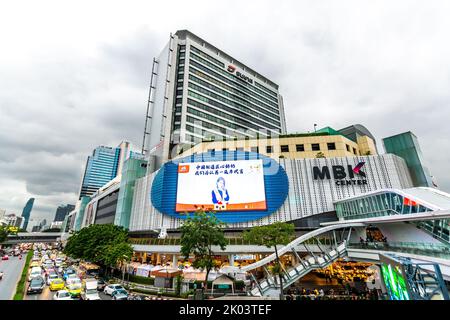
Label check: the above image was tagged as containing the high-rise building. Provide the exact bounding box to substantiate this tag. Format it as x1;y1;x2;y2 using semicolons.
78;141;143;199
114;158;148;229
142;30;287;169
53;204;75;222
382;131;433;187
72;196;91;231
5;214;24;228
21;198;34;231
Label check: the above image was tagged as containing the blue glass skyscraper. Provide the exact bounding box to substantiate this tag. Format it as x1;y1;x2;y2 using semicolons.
21;197;34;231
79;146;121;199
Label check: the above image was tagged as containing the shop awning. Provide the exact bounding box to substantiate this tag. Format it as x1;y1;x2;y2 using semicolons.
152;268;182;278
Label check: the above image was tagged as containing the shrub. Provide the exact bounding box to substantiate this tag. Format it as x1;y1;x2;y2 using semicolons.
13;250;33;300
127;274;155;285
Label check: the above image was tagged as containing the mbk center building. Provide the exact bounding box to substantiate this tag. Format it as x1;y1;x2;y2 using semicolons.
128;151;413;233
120;30;429;238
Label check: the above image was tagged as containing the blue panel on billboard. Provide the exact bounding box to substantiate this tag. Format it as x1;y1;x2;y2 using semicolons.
151;151;289;223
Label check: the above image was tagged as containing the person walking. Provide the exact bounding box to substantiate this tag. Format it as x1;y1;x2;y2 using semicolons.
319;288;325;300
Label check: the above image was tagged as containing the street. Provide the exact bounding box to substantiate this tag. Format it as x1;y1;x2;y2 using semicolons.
24;286;112;300
0;255;27;300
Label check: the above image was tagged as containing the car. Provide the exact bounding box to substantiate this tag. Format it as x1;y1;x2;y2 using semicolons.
47;273;59;285
96;279;106;291
111;289;129;300
65;283;82;298
127;294;149;300
81;279;101;300
29;266;43;281
2;255;8;260
53;290;73;300
49;278;65;291
27;276;45;294
30;261;40;268
104;284;125;296
46;268;57;276
67;273;79;280
63;268;76;279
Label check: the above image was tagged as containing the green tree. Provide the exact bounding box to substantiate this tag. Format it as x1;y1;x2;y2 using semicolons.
243;222;295;300
64;224;131;268
0;225;9;243
180;210;227;290
103;242;133;269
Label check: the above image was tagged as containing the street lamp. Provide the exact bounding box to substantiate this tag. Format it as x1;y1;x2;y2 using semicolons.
122;254;129;283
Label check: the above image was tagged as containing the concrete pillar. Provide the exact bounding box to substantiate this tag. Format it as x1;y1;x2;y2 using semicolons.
229;254;235;266
156;253;161;265
172;255;178;268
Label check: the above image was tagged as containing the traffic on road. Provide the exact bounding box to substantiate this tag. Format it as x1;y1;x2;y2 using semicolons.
0;248;27;300
1;242;173;301
22;243;122;300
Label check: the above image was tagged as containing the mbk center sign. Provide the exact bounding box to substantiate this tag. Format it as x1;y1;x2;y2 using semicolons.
313;162;368;186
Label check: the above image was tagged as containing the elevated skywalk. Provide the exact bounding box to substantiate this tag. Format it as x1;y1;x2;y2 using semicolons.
232;210;450;297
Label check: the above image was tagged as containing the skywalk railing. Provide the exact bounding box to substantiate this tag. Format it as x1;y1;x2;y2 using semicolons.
347;241;450;259
129;237;336;246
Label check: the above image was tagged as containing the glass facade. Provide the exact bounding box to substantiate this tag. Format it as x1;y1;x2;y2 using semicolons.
94;189;119;225
383;132;432;187
172;33;284;149
114;158;148;229
73;196;90;231
79;146;121;199
335;191;449;244
53;204;75;222
21;198;34;231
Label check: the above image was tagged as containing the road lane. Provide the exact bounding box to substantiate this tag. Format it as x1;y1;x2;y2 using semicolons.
0;255;27;300
24;285;54;300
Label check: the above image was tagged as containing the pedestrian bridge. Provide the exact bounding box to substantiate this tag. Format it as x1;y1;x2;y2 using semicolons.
220;210;450;298
2;232;63;244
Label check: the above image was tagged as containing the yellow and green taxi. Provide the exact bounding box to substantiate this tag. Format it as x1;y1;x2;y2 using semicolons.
65;279;82;297
30;261;40;268
49;278;65;291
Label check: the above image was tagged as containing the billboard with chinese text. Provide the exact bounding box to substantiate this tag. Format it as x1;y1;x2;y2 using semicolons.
176;159;266;212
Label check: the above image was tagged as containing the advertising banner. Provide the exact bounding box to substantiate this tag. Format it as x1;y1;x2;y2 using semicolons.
176;159;266;212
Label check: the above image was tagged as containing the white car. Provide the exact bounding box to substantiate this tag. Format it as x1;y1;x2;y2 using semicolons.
53;290;73;300
28;267;43;282
46;273;59;286
104;284;125;296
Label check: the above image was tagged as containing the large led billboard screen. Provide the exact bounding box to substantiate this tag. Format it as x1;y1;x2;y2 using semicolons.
379;254;411;300
176;159;266;212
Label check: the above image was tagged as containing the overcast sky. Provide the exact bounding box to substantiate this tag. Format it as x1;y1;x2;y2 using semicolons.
1;0;449;223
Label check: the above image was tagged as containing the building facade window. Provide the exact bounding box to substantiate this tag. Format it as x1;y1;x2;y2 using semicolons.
312;143;320;151
266;146;273;153
250;146;259;153
327;143;336;150
353;147;357;155
346;144;350;152
281;145;289;152
236;147;244;152
296;144;305;152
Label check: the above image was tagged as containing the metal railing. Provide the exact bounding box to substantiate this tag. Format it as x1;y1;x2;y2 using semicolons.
348;241;450;259
129;237;336;246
